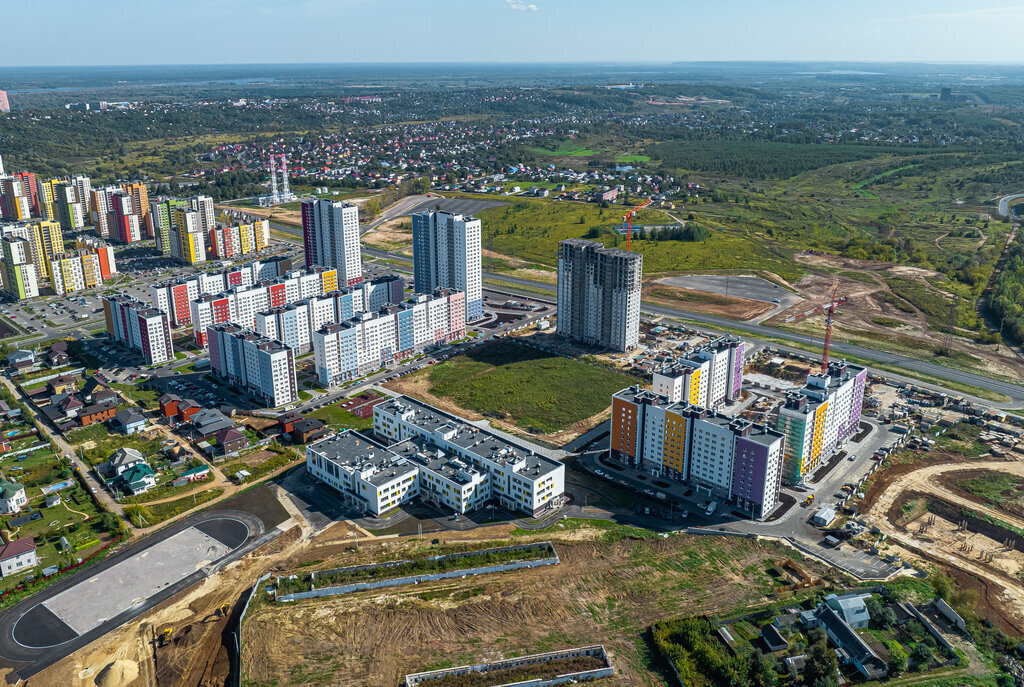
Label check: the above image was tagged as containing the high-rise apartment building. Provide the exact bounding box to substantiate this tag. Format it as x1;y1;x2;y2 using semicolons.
90;187;114;238
54;183;85;230
651;336;746;408
12;172;37;215
71;175;92;216
121;182;149;234
775;360;867;485
49;251;102;294
36;178;57;221
103;294;174;365
109;192;141;243
0;91;9;113
28;220;64;280
170;207;206;265
556;239;642;352
313;288;465;386
0;178;31;220
206;323;297;407
610;387;785;519
411;210;483;322
300;198;362;286
148;197;187;254
210;219;270;260
74;235;117;280
189;195;215;235
0;237;39;300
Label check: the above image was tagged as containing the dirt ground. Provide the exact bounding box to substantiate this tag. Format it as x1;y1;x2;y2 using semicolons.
860;455;1024;635
362;217;412;250
241;527;830;687
779;251;1024;380
642;282;774;320
382;371;604;446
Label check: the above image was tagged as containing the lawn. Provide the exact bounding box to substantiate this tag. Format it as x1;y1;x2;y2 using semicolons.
122;488;225;527
308;404;374;431
65;425;163;466
411;340;640;434
527;144;598;157
108;383;159;409
221;444;300;483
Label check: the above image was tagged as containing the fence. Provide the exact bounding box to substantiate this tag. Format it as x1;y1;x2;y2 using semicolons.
276;543;559;603
404;645;612;687
228;572;271;687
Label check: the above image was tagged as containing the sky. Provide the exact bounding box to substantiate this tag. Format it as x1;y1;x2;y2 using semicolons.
4;0;1024;66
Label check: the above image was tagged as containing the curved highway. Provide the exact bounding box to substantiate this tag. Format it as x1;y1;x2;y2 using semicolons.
997;192;1024;220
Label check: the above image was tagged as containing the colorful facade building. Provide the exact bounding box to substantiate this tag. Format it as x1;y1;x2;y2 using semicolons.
610;386;785;519
103;293;174;365
651;335;746;408
775;360;867;485
312;288;464;386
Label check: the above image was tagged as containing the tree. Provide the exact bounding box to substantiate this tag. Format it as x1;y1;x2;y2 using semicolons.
803;641;838;687
886;641;908;676
748;650;779;687
910;643;932;670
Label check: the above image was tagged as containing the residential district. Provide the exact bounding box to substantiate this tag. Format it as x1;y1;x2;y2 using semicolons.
0;148;1021;687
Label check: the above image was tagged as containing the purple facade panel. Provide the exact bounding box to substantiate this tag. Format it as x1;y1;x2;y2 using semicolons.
731;437;769;505
732;342;745;400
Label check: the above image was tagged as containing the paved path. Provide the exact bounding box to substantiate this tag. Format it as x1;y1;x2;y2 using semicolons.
0;376;125;521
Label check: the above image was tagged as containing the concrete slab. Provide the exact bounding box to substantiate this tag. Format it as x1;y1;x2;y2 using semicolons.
42;526;229;635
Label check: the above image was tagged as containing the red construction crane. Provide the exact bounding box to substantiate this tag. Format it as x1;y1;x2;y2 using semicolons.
622;197;652;251
821;286;840;375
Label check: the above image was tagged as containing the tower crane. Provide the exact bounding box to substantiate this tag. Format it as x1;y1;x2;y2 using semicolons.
622;197;652;252
821;286;840;375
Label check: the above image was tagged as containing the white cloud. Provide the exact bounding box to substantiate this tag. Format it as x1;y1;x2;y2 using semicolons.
505;0;539;11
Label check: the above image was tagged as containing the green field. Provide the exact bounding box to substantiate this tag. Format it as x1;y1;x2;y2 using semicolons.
527;144;597;157
472;196;803;281
961;472;1024;510
410;340;639;434
308;404;374;431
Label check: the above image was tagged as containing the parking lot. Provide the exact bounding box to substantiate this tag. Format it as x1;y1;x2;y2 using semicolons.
658;274;798;305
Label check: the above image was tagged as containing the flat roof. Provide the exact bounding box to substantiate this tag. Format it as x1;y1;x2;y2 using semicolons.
309;431;418;487
389;437;482;486
376;396;562;480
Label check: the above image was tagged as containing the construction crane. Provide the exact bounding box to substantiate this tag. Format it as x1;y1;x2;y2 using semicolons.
622;197;652;252
821;286;840;375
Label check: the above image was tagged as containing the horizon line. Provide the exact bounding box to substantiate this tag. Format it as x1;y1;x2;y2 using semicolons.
4;59;1024;69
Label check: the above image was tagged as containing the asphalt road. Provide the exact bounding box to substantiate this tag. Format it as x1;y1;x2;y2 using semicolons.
997;192;1024;220
351;242;1024;407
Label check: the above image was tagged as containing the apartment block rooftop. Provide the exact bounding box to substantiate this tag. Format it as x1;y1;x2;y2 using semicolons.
782;359;866;414
654;334;744;376
613;386;780;444
377;395;562;479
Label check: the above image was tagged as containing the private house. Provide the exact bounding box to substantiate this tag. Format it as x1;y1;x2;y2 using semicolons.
0;481;27;514
177;399;201;425
0;536;37;578
292;417;328;444
277;411;304;434
45;494;62;507
825;593;871;630
800;599;886;681
44;342;69;367
213;426;248;455
109;447;147;476
117;464;157;495
760;624;788;653
47;375;78;396
78;401;118;427
108;447;157;496
0;401;22;420
112;407;147;434
6;350;34;371
81;377;117;405
159;393;181;419
191;409;235;439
